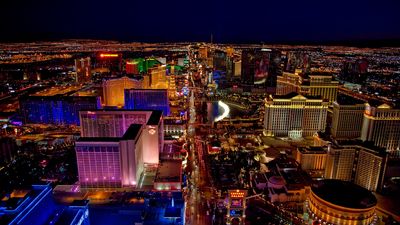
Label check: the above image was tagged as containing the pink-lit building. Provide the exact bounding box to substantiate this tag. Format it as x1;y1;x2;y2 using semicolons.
75;124;144;189
79;109;163;166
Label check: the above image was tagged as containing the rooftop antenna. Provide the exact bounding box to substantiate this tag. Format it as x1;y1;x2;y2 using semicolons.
211;33;213;44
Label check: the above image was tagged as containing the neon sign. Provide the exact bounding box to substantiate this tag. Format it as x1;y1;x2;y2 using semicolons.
100;53;119;58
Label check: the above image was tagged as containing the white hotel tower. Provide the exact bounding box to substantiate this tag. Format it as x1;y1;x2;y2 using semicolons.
264;93;328;138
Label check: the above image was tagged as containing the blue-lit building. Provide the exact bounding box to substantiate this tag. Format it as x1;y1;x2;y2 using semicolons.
0;184;90;225
19;96;100;125
124;89;170;116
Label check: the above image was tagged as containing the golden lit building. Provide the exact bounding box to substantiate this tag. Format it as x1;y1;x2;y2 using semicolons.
198;46;208;59
331;94;365;139
296;146;327;172
361;102;400;157
233;60;241;77
102;76;143;107
324;143;386;192
264;93;328;138
276;72;300;95
277;72;338;103
306;180;377;225
149;65;167;89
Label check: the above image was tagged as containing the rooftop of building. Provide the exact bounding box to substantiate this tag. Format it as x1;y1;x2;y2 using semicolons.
147;110;163;125
154;160;182;183
0;189;36;212
335;93;366;105
267;154;312;190
268;176;285;186
125;88;168;92
272;92;325;100
254;173;268;183
307;71;334;76
367;99;400;109
103;76;143;82
330;139;387;156
0;184;88;225
30;85;82;97
281;170;311;190
77;137;122;142
53;200;89;225
268;153;299;170
122;124;142;140
79;109;162;125
161;142;184;160
70;88;100;97
311;179;377;209
298;146;327;154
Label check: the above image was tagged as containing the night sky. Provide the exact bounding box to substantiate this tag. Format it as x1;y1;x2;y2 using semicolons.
1;0;400;44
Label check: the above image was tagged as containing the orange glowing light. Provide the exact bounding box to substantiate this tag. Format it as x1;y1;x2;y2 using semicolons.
229;191;245;198
100;53;119;58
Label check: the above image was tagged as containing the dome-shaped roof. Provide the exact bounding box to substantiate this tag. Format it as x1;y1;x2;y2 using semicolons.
311;179;377;209
269;176;285;185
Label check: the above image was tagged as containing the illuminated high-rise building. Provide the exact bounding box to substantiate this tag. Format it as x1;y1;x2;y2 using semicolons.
76;124;144;189
296;146;327;172
79;109;163;165
284;51;311;73
125;89;170;116
264;93;328;138
74;57;91;83
331;94;365;139
213;50;227;71
233;60;241;77
277;72;338;103
341;58;369;84
148;65;167;89
324;143;386;192
198;46;209;59
125;60;139;74
102;76;144;107
19;86;100;125
306;74;339;103
276;72;300;95
361;102;400;157
241;49;281;93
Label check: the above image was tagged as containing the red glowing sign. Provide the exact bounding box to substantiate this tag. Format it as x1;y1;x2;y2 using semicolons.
100;53;119;58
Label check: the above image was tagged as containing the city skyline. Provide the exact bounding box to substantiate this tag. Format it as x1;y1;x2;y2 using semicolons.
1;1;400;223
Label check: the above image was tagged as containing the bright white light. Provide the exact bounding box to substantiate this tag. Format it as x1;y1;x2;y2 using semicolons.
214;101;230;122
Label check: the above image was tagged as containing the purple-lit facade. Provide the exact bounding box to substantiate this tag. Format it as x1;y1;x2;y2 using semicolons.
124;89;170;116
75;141;123;189
19;96;100;125
79;109;163;167
75;125;144;189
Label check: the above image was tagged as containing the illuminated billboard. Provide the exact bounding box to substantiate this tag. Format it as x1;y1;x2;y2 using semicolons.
254;53;270;85
227;189;247;225
231;199;243;208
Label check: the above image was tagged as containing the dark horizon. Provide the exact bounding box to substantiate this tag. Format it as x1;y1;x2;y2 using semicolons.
1;35;400;48
1;0;400;47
